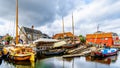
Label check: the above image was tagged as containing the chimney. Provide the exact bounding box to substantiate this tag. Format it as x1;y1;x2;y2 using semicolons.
32;25;34;29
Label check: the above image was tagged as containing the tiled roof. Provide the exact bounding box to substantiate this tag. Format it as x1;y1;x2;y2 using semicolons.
94;31;104;34
52;32;74;39
22;26;42;34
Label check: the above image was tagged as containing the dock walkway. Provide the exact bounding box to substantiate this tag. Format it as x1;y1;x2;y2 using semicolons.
62;47;103;58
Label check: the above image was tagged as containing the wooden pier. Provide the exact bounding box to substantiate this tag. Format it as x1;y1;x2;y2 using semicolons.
62;50;91;58
62;47;103;58
68;46;87;54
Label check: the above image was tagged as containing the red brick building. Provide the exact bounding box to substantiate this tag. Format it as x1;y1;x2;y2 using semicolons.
86;31;119;46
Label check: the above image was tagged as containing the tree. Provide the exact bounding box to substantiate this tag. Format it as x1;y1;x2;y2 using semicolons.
5;36;13;44
79;35;86;43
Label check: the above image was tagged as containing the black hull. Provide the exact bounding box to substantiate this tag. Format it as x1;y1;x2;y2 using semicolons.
62;43;80;48
2;52;9;59
44;49;65;56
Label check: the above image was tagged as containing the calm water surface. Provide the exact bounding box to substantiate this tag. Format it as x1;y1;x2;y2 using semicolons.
0;52;120;68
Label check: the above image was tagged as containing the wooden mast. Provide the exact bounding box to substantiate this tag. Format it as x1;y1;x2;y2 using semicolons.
62;16;65;39
16;0;19;44
72;13;74;41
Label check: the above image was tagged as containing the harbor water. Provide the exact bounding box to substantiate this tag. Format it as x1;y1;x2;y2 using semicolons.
0;52;120;68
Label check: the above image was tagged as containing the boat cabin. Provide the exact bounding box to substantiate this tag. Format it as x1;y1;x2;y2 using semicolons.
33;38;59;50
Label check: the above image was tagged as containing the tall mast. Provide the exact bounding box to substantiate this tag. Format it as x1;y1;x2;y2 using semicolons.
62;16;65;39
16;0;19;44
72;13;74;41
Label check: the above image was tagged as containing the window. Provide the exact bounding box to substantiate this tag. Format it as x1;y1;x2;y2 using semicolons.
105;38;108;40
101;38;104;40
27;34;31;39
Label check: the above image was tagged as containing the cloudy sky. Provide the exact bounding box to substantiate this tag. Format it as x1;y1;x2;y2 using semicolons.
0;0;120;37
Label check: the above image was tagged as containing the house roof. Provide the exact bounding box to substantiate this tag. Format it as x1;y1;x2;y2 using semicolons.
86;33;113;38
86;31;119;39
52;32;74;39
41;33;50;38
22;26;42;34
94;31;104;34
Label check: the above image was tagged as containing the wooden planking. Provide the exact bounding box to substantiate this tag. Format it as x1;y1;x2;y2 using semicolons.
62;50;91;58
62;48;103;58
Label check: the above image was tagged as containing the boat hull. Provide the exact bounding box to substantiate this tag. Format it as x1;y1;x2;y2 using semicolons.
9;54;31;61
14;55;31;61
62;43;80;48
44;49;65;56
95;48;118;58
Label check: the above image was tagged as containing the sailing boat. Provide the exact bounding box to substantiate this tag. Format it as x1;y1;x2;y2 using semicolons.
61;13;80;48
8;0;35;61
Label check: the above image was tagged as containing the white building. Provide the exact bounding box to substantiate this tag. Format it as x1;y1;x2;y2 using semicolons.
19;26;50;44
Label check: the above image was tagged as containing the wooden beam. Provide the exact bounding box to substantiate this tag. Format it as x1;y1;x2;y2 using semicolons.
16;0;19;44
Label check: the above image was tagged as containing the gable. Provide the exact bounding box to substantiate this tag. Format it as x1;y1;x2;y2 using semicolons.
22;26;42;34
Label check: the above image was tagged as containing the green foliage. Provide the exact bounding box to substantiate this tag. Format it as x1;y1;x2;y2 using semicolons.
79;35;86;43
5;36;13;42
79;35;83;37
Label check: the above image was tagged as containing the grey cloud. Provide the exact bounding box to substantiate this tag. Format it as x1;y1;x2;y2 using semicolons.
0;0;82;27
1;0;120;36
0;0;15;18
0;21;4;25
76;0;120;27
95;1;120;22
94;10;120;23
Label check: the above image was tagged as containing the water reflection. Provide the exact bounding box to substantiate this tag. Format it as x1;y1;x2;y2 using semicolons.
0;58;2;65
0;59;34;68
63;57;74;62
63;56;119;68
63;57;75;68
0;54;120;68
85;56;117;65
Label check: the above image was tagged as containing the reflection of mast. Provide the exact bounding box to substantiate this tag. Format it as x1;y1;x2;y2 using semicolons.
62;17;65;39
63;58;64;68
16;0;19;44
72;58;74;68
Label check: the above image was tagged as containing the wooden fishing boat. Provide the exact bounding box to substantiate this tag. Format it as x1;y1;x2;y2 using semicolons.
44;49;65;56
10;53;31;61
62;42;80;48
9;46;34;61
3;0;35;62
2;46;12;58
94;48;118;57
